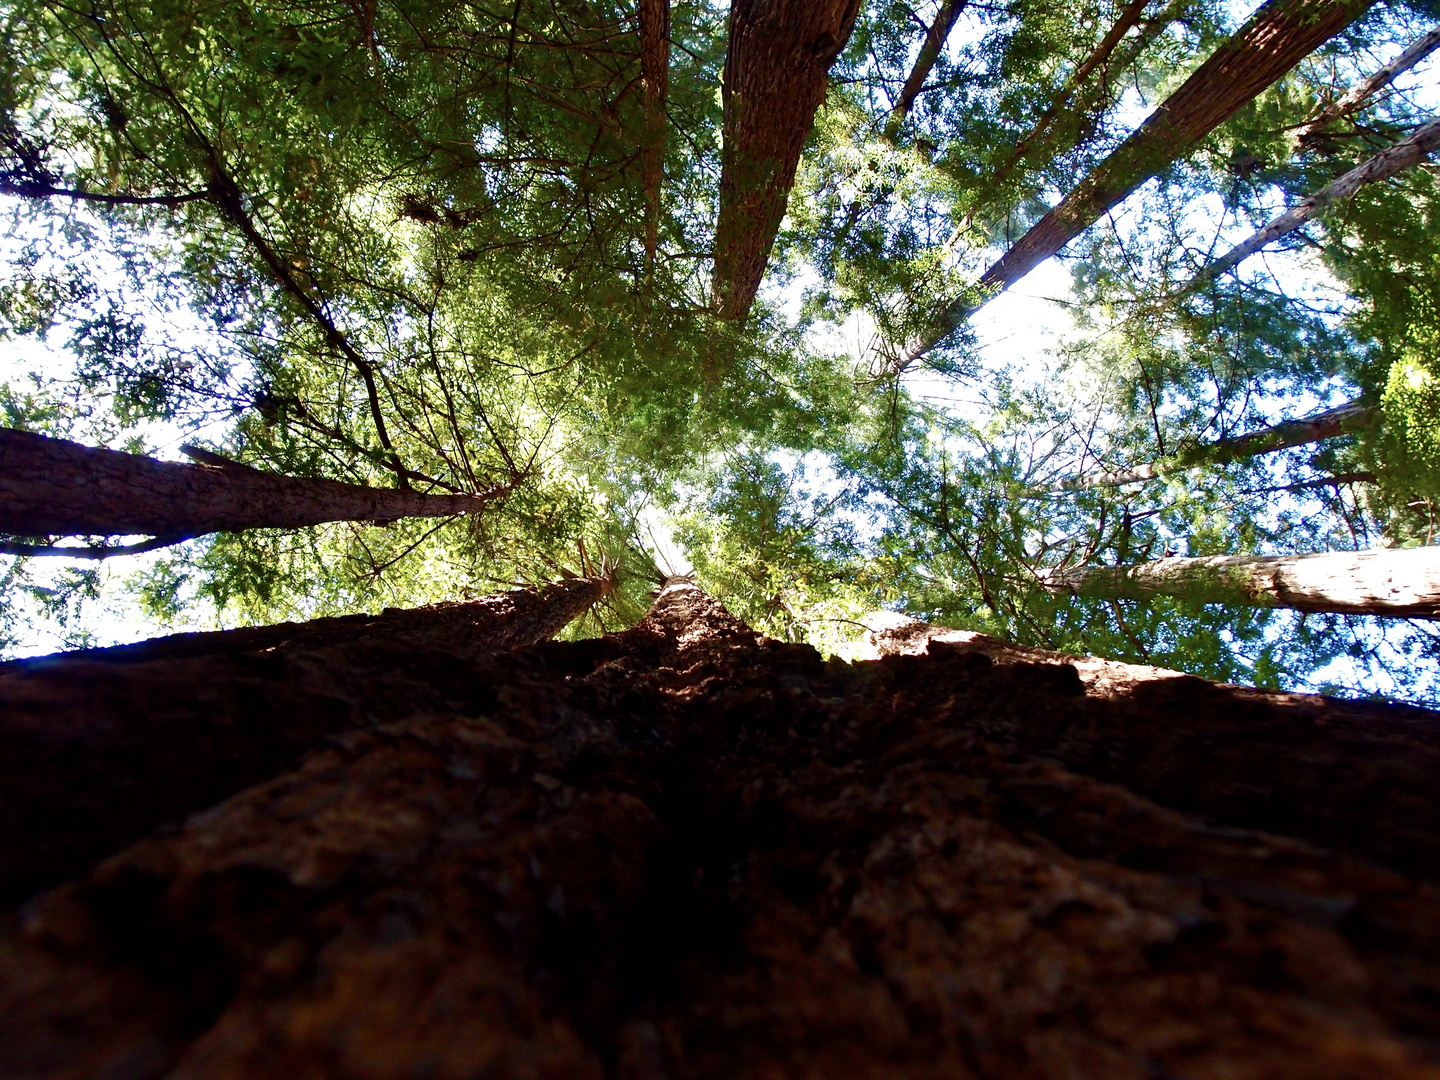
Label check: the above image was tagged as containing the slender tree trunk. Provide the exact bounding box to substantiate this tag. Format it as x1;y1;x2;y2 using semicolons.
0;428;493;547
831;0;969;251
1043;543;1440;617
640;0;670;268
711;0;861;320
1293;26;1440;147
981;0;1152;200
1054;400;1376;490
898;0;1376;369
882;0;969;143
0;576;610;903
4;580;1440;1076
1176;116;1440;299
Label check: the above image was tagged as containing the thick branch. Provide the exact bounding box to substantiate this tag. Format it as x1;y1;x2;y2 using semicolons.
983;0;1151;197
897;0;1376;369
1294;26;1440;146
1053;400;1376;491
1177;116;1440;297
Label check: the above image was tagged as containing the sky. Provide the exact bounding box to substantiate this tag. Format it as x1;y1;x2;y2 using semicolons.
2;7;1438;698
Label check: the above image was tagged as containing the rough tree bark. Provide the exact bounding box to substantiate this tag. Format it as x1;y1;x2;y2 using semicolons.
0;428;494;550
1053;399;1376;491
1042;543;1440;617
1175;115;1440;299
712;0;861;320
1293;26;1440;147
4;580;1440;1078
900;0;1376;368
0;576;611;903
640;0;670;268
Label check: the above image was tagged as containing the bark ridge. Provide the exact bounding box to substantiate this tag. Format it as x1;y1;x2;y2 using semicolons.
4;581;1440;1078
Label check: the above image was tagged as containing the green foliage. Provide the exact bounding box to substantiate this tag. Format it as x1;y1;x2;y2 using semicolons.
0;0;1435;705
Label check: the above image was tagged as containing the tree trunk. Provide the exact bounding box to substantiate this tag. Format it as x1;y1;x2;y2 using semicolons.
0;428;493;547
882;0;969;143
898;0;1375;368
0;576;610;903
640;0;670;268
711;0;861;320
1293;26;1440;147
1043;543;1440;617
830;0;969;251
1054;399;1376;490
1176;115;1440;299
5;581;1440;1078
980;0;1152;201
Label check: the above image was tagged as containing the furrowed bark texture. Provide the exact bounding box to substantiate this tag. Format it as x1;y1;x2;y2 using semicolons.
712;0;861;320
1044;544;1440;617
640;0;670;266
1056;400;1376;490
0;428;488;540
5;582;1440;1078
0;577;609;903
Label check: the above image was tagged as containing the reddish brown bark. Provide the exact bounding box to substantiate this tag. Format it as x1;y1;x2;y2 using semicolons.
0;428;492;545
0;577;610;903
901;0;1376;367
4;582;1440;1077
712;0;861;320
640;0;670;267
981;0;1376;290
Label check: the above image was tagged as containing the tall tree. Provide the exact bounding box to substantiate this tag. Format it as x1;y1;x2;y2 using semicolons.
900;0;1378;368
4;583;1440;1075
1043;543;1440;616
0;428;498;554
1052;399;1376;490
640;0;671;268
1173;115;1440;299
0;575;611;901
712;0;862;320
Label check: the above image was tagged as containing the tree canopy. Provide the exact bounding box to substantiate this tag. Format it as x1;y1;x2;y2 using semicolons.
3;0;1439;701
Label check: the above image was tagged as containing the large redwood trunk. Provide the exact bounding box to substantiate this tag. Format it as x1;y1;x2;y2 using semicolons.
0;576;610;903
0;428;491;543
711;0;861;320
4;581;1440;1078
